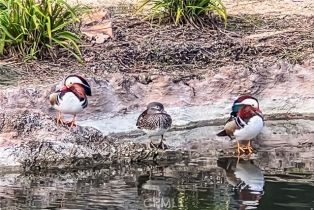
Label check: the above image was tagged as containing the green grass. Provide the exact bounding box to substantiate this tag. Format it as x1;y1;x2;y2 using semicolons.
0;0;83;61
137;0;227;27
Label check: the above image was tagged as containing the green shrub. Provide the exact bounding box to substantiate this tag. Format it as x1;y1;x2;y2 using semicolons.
0;0;83;61
137;0;227;27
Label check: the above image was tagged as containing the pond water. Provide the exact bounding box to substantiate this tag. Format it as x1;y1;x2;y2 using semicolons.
0;150;313;210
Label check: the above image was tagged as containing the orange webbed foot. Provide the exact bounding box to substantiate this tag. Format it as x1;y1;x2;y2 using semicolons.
56;112;65;126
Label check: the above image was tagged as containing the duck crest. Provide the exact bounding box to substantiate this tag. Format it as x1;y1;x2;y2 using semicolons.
235;95;258;104
65;75;90;87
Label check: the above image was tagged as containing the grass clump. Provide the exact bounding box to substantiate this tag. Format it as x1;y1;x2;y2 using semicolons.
0;0;83;61
137;0;227;27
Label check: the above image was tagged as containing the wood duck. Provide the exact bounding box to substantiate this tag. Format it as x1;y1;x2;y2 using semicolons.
217;96;264;154
136;102;172;150
49;75;91;127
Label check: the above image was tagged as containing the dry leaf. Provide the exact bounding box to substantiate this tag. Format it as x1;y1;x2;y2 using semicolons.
81;9;114;43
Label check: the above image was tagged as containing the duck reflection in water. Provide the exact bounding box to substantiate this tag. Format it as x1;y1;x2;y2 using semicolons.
217;157;264;210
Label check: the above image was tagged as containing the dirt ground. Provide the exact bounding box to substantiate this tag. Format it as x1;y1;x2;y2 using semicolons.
0;0;313;86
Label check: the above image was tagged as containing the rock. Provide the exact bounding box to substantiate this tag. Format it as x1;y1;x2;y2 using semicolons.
0;109;186;171
1;60;314;171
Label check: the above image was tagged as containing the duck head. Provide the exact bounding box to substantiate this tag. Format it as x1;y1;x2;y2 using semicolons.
146;102;165;114
64;75;92;96
232;95;259;116
238;105;262;119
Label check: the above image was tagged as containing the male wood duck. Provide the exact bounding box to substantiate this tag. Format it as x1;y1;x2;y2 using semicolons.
217;157;264;209
49;75;91;127
217;96;264;154
136;102;172;150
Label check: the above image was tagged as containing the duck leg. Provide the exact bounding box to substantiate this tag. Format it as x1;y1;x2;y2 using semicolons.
56;111;65;125
236;140;246;154
69;114;77;128
159;135;168;150
246;140;254;154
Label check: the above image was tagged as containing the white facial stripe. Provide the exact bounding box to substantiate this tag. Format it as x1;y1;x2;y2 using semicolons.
239;98;259;107
65;76;85;86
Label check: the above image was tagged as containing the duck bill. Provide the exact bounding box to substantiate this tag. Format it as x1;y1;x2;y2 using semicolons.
60;85;68;91
252;107;263;118
256;108;263;115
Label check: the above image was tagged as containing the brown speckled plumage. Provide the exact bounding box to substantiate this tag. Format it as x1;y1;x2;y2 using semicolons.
136;102;172;149
136;103;172;131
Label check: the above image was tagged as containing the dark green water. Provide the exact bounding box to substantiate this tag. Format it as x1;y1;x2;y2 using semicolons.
259;182;314;210
0;155;313;210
